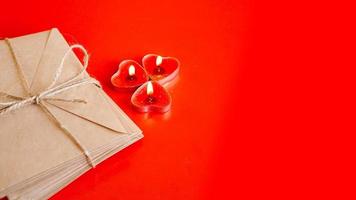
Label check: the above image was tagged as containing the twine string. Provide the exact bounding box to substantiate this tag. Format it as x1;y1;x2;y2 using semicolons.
0;37;100;168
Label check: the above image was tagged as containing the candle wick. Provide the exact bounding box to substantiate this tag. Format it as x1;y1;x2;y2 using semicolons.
154;65;165;74
126;74;136;81
146;95;156;104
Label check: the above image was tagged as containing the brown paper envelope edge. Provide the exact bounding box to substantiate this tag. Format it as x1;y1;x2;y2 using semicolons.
43;137;142;200
6;131;142;199
18;134;142;200
6;118;142;199
2;135;128;197
41;134;143;200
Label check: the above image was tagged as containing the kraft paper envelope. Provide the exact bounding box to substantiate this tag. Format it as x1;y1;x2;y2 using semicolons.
0;28;143;195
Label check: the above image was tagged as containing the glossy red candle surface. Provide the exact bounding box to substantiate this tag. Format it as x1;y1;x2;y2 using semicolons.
131;81;171;113
111;60;148;89
142;54;180;85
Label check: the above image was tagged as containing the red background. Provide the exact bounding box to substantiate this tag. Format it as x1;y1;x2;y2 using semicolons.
1;0;355;199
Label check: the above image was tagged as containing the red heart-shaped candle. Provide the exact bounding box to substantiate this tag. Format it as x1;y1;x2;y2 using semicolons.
111;60;149;89
142;54;180;85
131;81;172;113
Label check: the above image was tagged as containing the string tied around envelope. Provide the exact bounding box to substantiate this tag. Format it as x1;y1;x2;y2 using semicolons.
0;38;101;168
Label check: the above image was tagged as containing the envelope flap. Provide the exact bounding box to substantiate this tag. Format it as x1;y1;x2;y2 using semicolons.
0;29;50;98
6;30;50;93
41;100;129;152
46;83;128;134
0;40;27;97
30;28;77;95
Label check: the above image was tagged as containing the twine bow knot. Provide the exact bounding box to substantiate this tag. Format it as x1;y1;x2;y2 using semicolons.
0;38;101;167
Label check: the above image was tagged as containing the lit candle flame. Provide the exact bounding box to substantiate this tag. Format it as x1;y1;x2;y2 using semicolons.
146;81;154;95
156;55;163;66
128;65;135;76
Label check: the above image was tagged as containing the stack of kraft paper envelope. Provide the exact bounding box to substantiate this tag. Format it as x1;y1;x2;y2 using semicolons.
0;28;143;199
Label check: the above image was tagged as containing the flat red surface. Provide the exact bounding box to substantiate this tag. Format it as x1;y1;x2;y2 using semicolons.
1;0;355;199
